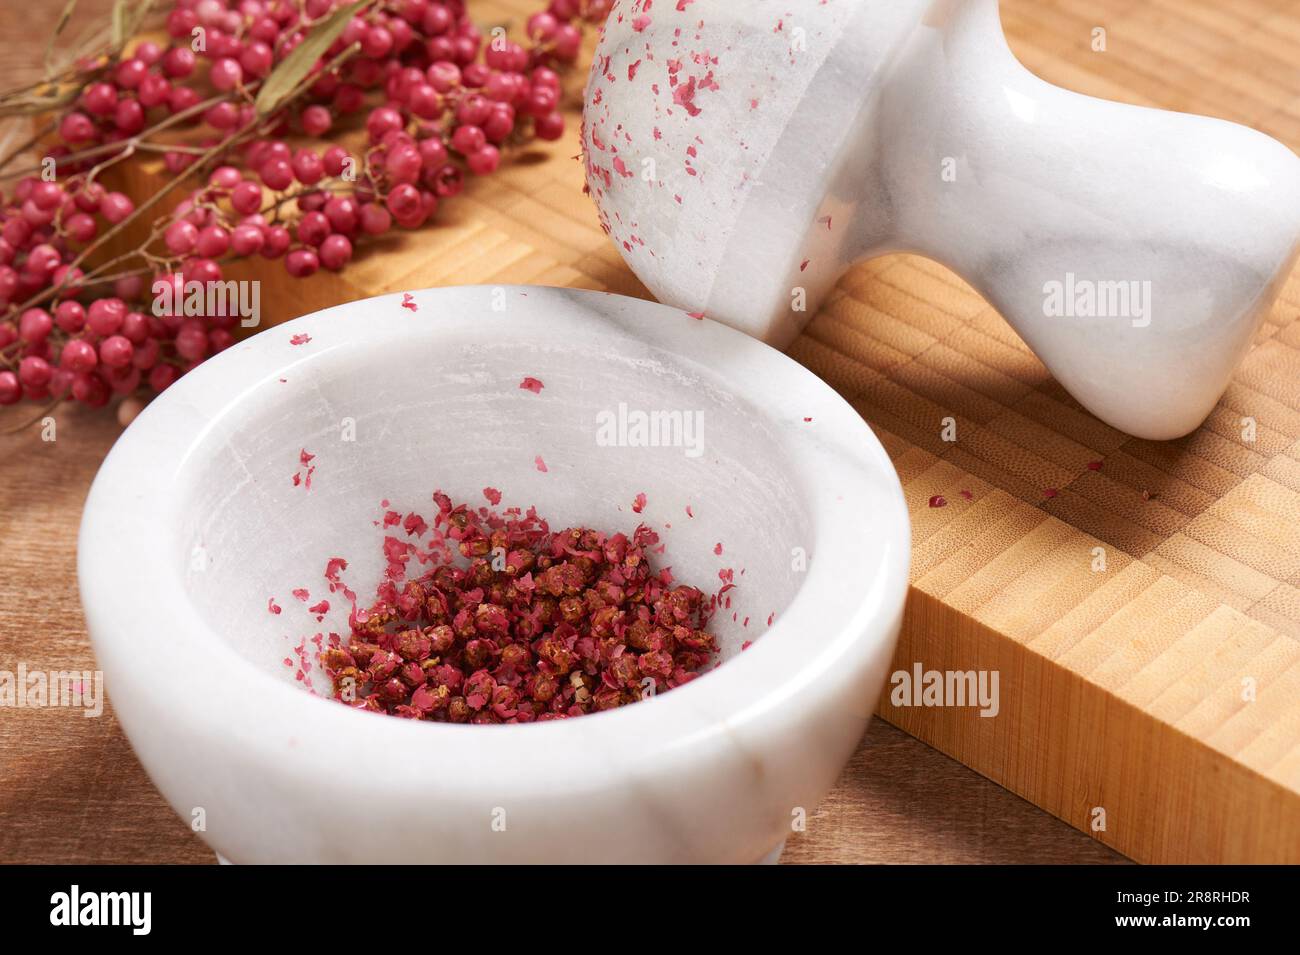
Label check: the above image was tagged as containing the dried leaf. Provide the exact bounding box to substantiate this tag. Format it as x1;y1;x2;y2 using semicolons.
110;0;129;48
45;0;81;78
110;0;155;51
255;0;370;117
0;86;82;118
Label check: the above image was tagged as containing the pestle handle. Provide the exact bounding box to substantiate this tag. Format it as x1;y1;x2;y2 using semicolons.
880;0;1300;439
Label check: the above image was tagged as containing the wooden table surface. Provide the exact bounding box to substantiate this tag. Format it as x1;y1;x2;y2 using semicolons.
0;0;1146;865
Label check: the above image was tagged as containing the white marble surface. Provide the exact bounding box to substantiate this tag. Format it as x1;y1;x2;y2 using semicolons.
78;286;911;863
583;0;1300;440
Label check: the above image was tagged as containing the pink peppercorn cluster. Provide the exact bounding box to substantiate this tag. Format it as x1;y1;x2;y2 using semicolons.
320;492;721;723
0;0;611;412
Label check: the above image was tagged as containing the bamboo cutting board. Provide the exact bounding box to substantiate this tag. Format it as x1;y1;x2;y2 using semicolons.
105;0;1300;863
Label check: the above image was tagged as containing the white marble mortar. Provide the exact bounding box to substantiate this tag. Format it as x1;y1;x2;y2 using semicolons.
78;286;911;863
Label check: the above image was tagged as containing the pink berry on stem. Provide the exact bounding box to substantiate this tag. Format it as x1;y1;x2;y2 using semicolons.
72;371;109;407
100;192;134;223
322;145;351;177
134;40;162;66
175;323;209;361
285;248;320;278
359;203;391;235
534;111;565;141
385;145;422;183
82;82;117;116
73;181;104;213
231;224;265;256
165;220;199;255
54;301;86;333
385;183;421;219
210;57;243;92
301;104;332;137
114;98;146;134
240;40;274;78
131;336;159;370
450;124;486;155
408;83;440;119
138;74;172;108
292;148;325;185
86;298;127;337
324;197;359;234
59;112;96;144
209;165;243;189
162;46;196;78
100;335;135;369
18;308;53;343
18;356;52;389
366;106;404;142
61;338;98;373
417;137;448;168
196;225;231;258
467;144;500;176
231;180;264;215
115;274;145;301
261;225;291;258
64;212;98;243
168;86;201;114
362;25;394;58
0;371;20;405
260;158;294;190
120;311;149;344
115;58;147;89
186;258;222;284
31;181;64;211
319;234;352;271
149;364;178;393
297;211;330;247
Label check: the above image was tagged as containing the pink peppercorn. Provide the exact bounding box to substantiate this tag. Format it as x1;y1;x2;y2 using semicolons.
359;203;392;235
100;192;134;223
195;225;231;258
367;106;405;142
322;146;351;177
61;338;98;373
230;180;263;215
209;57;243;92
165;220;199;255
467;145;501;176
297;211;330;247
162;46;196;78
292;148;325;185
18;356;52;389
260;159;294;191
324;197;359;234
138;74;172;108
99;335;134;369
0;371;21;405
64;212;98;243
82;82;117;116
319;234;353;271
231;224;265;257
86;298;127;337
18;308;53;343
450;124;486;155
385;183;421;220
301;105;332;137
285;248;320;278
261;225;292;258
54;301;86;333
115;58;147;89
114;99;146;134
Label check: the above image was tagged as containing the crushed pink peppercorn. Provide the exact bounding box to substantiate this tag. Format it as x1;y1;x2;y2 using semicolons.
320;493;722;724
